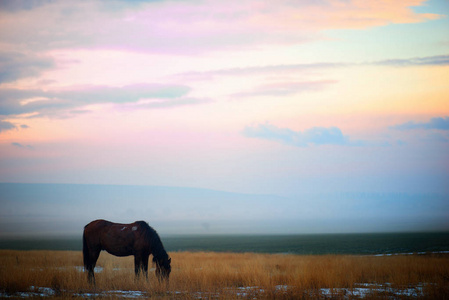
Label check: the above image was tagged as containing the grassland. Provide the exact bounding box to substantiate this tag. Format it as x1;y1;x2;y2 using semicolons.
1;250;449;299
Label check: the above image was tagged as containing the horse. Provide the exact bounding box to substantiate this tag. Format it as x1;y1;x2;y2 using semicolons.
83;219;171;285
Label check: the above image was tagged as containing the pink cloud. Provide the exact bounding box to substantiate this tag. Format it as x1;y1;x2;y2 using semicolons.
0;0;440;54
252;0;440;31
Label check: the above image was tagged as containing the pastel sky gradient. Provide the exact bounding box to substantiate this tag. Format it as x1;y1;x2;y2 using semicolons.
0;0;448;234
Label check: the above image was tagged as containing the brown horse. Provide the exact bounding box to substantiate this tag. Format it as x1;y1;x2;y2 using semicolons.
83;219;171;284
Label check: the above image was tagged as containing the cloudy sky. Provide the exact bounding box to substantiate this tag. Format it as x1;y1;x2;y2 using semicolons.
0;0;448;234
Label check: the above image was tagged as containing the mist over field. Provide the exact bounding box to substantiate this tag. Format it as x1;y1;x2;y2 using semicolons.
1;183;447;237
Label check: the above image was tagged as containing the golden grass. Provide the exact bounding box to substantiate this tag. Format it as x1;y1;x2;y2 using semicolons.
1;250;449;299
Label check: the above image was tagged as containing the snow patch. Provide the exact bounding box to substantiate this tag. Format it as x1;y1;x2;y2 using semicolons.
74;266;103;273
320;283;425;298
0;283;432;299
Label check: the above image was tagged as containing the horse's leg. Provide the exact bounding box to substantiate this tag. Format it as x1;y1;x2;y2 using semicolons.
134;255;143;277
83;230;101;285
87;248;100;285
142;254;149;279
87;268;95;285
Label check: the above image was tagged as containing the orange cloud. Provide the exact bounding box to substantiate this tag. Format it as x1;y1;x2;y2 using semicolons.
248;0;441;31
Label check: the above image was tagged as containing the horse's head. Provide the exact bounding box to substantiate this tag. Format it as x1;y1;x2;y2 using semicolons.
155;257;171;283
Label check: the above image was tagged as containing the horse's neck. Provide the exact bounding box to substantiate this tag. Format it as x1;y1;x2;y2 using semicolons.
150;239;167;260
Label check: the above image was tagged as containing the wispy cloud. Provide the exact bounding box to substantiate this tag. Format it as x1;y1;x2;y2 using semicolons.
391;116;449;131
11;142;34;150
175;63;347;81
0;51;55;83
134;97;212;109
176;55;448;82
243;122;364;147
0;120;30;134
0;120;16;133
0;83;195;117
373;55;449;67
232;80;336;98
0;0;52;12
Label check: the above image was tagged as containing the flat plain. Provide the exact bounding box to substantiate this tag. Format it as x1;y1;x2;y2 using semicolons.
1;250;449;299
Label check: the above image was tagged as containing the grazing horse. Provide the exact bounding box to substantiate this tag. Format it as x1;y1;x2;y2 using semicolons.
83;219;171;284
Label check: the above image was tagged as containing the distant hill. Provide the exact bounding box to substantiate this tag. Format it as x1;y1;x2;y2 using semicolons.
0;183;288;236
1;183;448;237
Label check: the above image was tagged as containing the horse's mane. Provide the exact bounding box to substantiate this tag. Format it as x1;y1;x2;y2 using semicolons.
136;221;169;263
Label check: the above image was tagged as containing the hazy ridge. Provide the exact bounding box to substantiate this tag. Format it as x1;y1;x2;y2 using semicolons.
1;183;448;237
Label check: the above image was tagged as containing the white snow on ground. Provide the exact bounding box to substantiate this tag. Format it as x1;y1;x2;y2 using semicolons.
1;288;147;299
0;283;429;299
1;286;56;298
321;283;425;298
74;266;104;273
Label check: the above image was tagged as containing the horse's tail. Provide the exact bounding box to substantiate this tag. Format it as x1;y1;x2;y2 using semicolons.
82;228;89;268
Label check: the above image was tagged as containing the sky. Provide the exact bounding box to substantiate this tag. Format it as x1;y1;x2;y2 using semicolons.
0;0;448;235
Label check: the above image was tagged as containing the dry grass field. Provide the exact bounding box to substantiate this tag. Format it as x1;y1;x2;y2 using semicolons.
1;250;449;299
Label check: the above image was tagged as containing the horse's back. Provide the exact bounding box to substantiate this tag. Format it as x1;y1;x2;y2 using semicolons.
84;219;141;256
85;219;111;230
